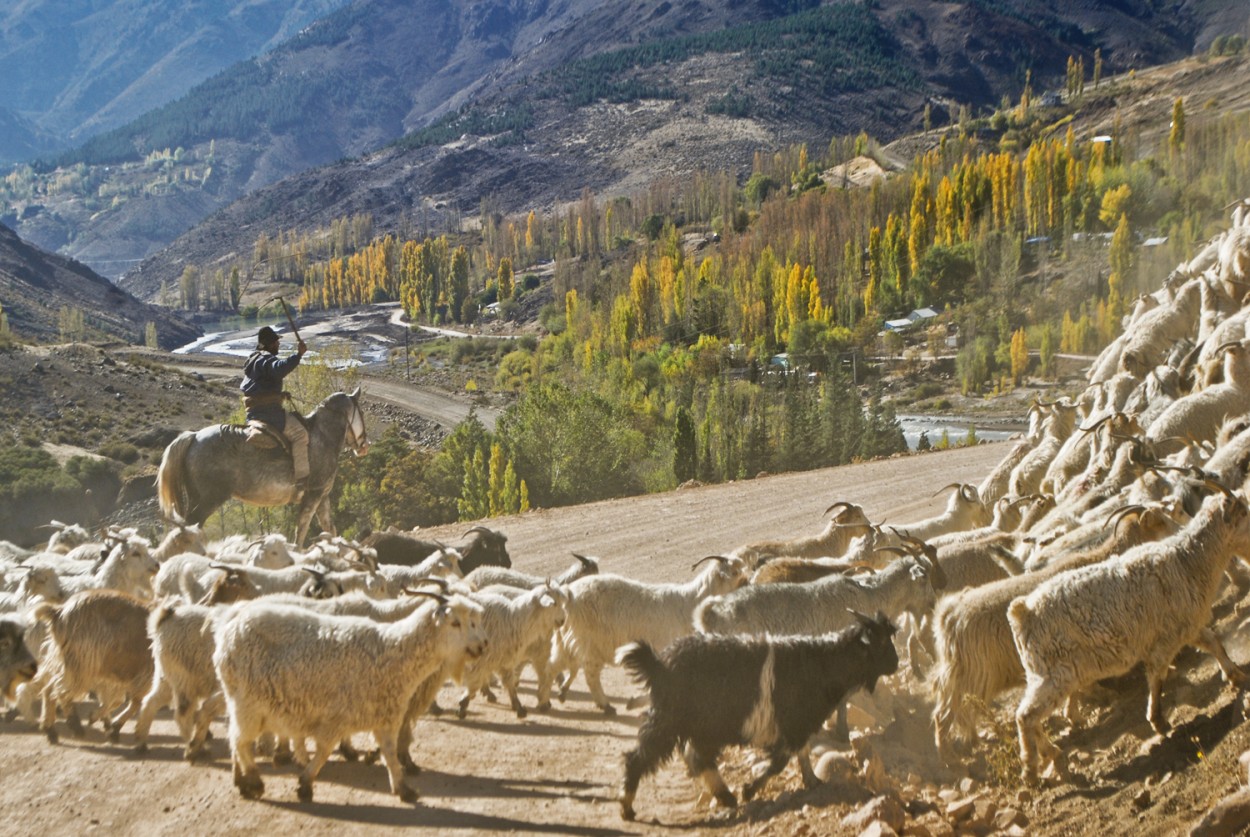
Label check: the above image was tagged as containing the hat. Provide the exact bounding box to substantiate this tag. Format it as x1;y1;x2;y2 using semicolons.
256;326;280;348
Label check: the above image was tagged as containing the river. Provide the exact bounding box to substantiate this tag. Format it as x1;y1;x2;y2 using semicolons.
896;414;1021;450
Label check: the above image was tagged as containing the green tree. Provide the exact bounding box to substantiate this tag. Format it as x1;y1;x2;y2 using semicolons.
459;446;490;520
673;406;698;483
496;382;646;506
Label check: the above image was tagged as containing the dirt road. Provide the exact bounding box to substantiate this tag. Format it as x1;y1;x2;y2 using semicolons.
172;361;499;431
4;441;1243;836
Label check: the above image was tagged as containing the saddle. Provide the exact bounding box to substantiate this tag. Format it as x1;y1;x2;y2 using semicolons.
241;420;291;454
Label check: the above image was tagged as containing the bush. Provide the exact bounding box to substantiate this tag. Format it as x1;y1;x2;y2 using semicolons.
99;440;141;464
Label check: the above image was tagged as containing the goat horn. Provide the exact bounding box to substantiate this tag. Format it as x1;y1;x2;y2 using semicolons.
408;576;450;592
1201;476;1236;499
461;526;492;537
931;483;961;498
1078;414;1114;433
824;501;853;517
402;589;448;605
874;546;909;557
1103;504;1146;531
572;553;595;567
300;566;326;580
691;555;727;571
1215;341;1243;355
959;484;978;502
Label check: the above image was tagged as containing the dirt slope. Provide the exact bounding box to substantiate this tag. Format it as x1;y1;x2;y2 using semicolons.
3;441;1248;835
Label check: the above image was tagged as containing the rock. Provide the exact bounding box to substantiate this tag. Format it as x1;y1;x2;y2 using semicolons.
958;777;979;794
815;751;857;783
1133;788;1152;810
993;807;1028;830
1239;750;1250;785
1191;787;1250;837
859;822;899;837
913;814;955;837
971;798;998;829
944;796;977;823
841;794;906;834
901;823;933;837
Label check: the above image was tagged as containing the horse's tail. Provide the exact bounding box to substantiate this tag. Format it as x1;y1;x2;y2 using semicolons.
157;431;198;523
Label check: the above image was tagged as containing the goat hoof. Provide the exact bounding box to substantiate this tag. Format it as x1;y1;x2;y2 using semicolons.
133;742;148;756
3;708;18;723
715;789;737;809
620;803;636;821
536;701;551;714
427;701;443;717
296;780;313;803
601;704;616;717
397;783;419;804
338;743;360;762
401;759;421;777
273;746;294;766
515;706;528;719
457;700;469;720
44;727;59;745
236;776;265;800
107;727;121;744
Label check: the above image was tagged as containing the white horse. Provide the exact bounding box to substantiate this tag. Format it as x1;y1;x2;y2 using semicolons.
157;389;369;545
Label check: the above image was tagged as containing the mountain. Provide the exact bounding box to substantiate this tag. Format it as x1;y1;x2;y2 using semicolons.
0;0;349;162
3;0;1249;288
0;223;198;349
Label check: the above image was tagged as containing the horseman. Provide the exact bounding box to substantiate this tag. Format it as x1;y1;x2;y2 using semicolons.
241;326;310;498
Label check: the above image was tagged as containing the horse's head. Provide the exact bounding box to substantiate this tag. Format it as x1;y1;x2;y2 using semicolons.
345;387;370;457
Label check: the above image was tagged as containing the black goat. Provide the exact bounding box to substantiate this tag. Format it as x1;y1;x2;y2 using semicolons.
618;610;898;821
362;525;511;573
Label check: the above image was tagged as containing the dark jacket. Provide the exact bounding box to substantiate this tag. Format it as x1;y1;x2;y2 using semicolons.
241;350;301;428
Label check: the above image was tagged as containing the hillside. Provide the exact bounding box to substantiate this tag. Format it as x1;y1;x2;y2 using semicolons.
0;0;349;162
3;0;1245;281
0;223;198;349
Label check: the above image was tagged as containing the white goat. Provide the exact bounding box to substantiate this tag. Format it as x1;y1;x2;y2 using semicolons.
455;583;569;718
556;555;750;714
213;591;486;803
1010;486;1250;783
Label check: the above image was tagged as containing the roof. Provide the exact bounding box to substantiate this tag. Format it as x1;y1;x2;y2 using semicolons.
909;307;939;320
884;318;913;331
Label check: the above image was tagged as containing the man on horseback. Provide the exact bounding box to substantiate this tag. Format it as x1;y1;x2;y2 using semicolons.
241;326;310;498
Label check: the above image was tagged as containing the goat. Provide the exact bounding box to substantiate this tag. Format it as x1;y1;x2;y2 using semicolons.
617;611;898;820
930;503;1179;761
455;583;569;718
150;524;207;563
557;555;750;714
1008;400;1079;498
213;591;486;803
877;484;990;548
1147;340;1250;457
1009;484;1250;783
1118;277;1203;377
466;553;599;591
363;525;510;573
0;617;38;703
32;590;153;744
730;502;874;569
695;549;946;639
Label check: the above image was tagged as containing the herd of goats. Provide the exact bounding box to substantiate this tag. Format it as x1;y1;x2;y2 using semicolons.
3;202;1250;823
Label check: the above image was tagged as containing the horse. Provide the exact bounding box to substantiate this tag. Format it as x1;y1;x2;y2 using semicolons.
157;389;370;546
